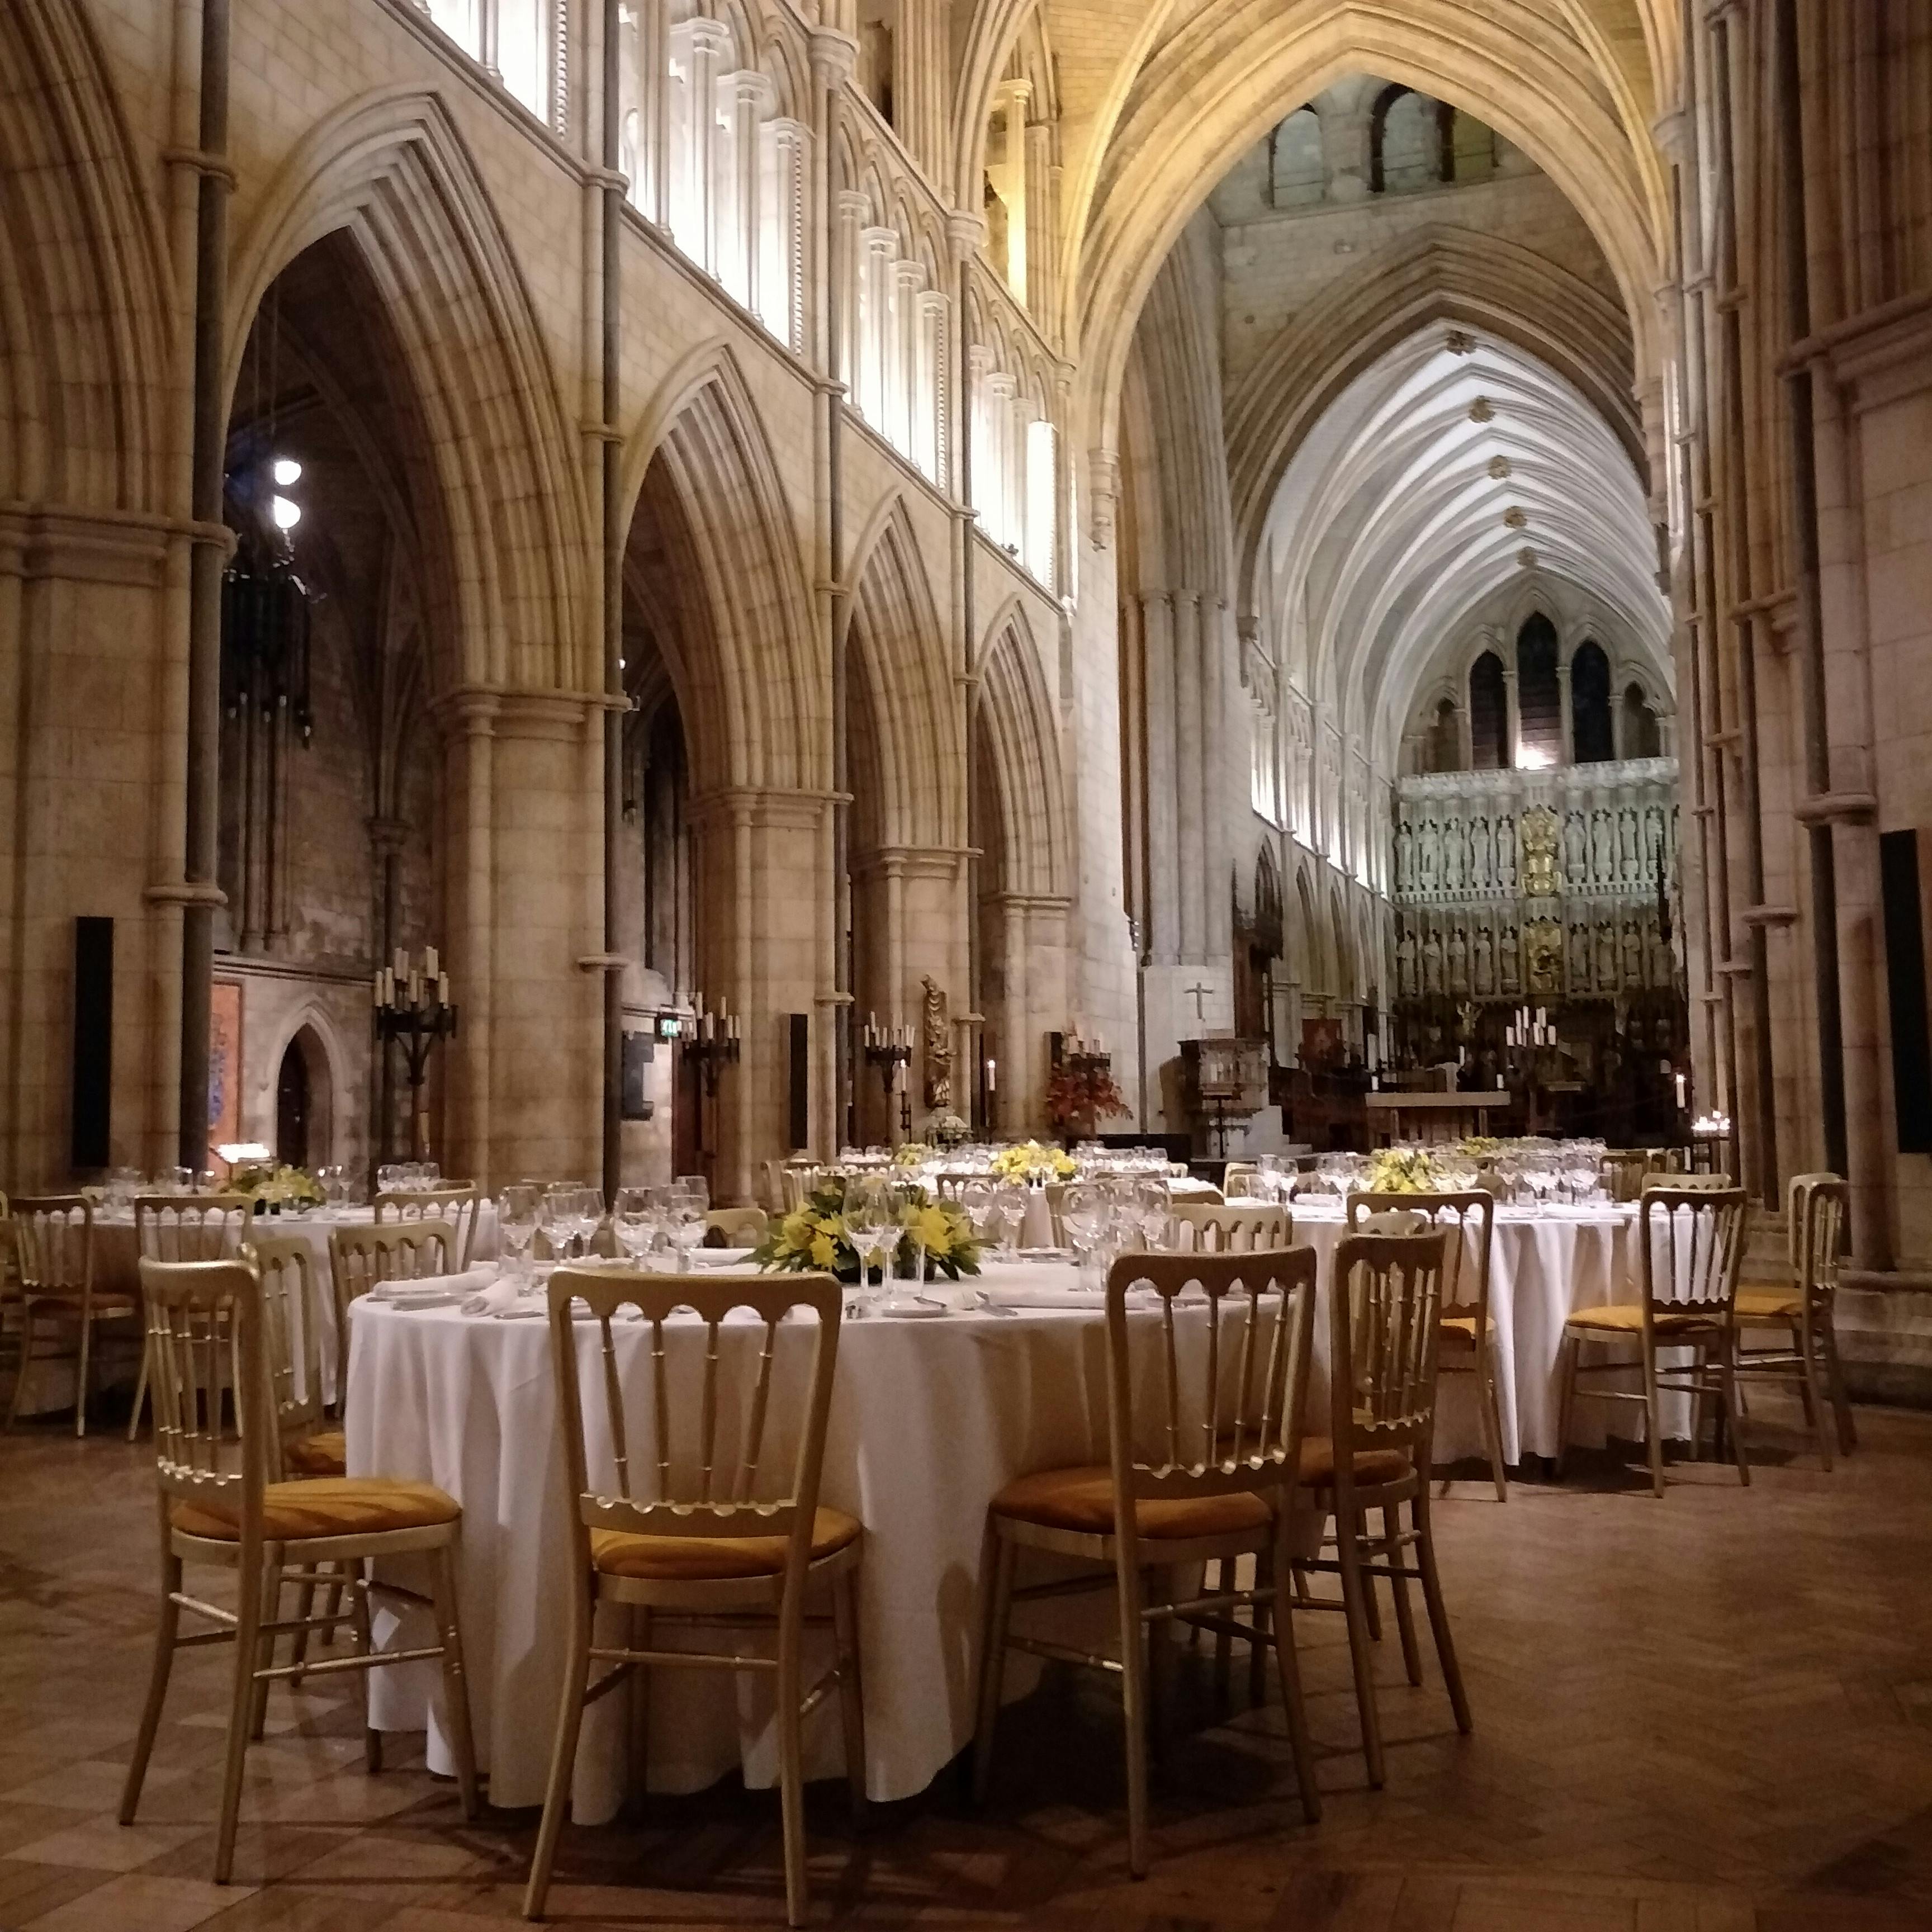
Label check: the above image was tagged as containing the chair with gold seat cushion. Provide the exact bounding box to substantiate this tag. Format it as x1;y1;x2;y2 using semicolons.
991;1466;1273;1541
1292;1229;1471;1791
524;1267;866;1931
285;1427;348;1478
590;1508;861;1580
1734;1173;1855;1469
120;1256;478;1886
1348;1190;1507;1501
1555;1186;1750;1498
973;1249;1323;1879
171;1476;460;1543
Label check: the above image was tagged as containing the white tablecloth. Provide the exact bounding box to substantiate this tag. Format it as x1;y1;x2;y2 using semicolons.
343;1208;1677;1814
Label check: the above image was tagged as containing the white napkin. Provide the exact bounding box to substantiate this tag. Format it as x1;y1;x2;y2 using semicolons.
462;1273;524;1317
371;1264;496;1305
689;1246;756;1267
983;1283;1106;1310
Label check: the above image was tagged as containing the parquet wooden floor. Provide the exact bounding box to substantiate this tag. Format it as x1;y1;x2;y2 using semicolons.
1;1392;1930;1930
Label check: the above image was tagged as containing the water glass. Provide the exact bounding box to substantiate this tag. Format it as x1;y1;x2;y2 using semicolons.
496;1184;542;1280
613;1186;658;1266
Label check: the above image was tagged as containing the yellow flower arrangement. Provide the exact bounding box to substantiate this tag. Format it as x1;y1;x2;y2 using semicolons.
1366;1148;1441;1195
990;1140;1076;1183
892;1141;934;1168
754;1180;981;1282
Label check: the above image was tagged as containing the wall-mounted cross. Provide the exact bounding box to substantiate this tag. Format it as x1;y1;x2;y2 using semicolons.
1185;982;1213;1024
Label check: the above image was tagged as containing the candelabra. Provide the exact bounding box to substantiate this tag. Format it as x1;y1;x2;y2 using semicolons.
860;1015;913;1137
1061;1027;1112;1076
373;947;457;1160
678;997;741;1098
1692;1110;1735;1178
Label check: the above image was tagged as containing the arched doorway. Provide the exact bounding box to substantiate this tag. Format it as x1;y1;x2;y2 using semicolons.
274;1025;332;1168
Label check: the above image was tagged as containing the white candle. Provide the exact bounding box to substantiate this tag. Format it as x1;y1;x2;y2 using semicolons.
986;1056;997;1091
425;945;438;978
1676;1072;1688;1109
438;972;449;1003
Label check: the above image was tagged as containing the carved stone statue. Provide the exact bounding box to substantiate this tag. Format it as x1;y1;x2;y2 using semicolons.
1470;817;1491;892
1597;920;1618;986
1396;927;1419;997
1564;811;1588;885
1622;919;1644;986
1422;926;1445;994
1569;921;1592;992
921;974;952;1109
1472;924;1494;994
1591;809;1615;884
1448;925;1469;992
1500;922;1522;994
1498;817;1517;892
1396;822;1414;892
1525;918;1562;995
1443;822;1465;892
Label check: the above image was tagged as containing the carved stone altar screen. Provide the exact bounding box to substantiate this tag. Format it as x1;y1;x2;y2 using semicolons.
1392;758;1680;1003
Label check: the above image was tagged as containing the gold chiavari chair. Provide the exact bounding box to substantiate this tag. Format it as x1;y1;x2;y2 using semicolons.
524;1266;865;1928
1600;1150;1651;1204
1221;1162;1260;1199
1347;1190;1506;1502
129;1193;257;1440
375;1184;480;1268
973;1249;1323;1875
1293;1228;1470;1787
327;1219;455;1341
1643;1169;1734;1191
1169;1202;1294;1253
6;1195;135;1436
780;1164;837;1211
704;1205;769;1246
1736;1173;1855;1469
119;1254;477;1880
1556;1186;1750;1497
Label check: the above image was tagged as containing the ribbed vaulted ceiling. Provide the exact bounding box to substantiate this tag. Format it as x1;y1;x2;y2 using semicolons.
1259;326;1672;768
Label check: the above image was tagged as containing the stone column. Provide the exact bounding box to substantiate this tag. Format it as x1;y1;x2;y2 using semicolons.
1141;593;1181;967
858;226;898;431
893;257;926;457
719;69;773;311
1502;664;1522;769
1173;590;1206;962
1557;660;1574;764
635;0;670;226
992;77;1031;302
1024;115;1057;330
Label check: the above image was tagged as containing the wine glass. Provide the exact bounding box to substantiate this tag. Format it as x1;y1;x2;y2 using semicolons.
540;1183;580;1259
1134;1176;1172;1249
377;1164;404;1195
676;1173;711;1218
572;1186;607;1258
842;1177;892;1299
960;1179;1002;1256
496;1184;542;1282
993;1182;1029;1255
613;1186;658;1266
665;1181;705;1270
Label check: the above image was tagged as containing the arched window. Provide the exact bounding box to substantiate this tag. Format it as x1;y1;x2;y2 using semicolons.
1516;614;1561;767
1623;683;1663;759
1469;651;1507;769
276;1031;320;1169
1371;86;1451;194
1446;107;1498;183
1426;697;1461;773
1571;641;1614;763
1268;106;1324;208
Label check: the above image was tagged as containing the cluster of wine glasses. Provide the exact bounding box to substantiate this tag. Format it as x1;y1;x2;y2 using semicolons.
1058;1177;1173;1285
611;1177;711;1268
377;1161;441;1191
1490;1141;1606;1206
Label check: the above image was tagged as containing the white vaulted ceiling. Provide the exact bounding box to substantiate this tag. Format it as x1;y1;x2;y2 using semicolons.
1258;326;1672;769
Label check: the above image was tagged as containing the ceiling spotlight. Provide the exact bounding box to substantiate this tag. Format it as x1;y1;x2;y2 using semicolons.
271;457;302;486
270;495;302;531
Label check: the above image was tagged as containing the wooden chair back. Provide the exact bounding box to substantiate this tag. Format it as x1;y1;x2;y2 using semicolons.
1600;1150;1651;1203
1346;1190;1493;1320
1170;1203;1293;1253
135;1194;256;1263
1637;1187;1749;1322
704;1206;769;1246
546;1267;844;1595
12;1196;94;1294
376;1185;480;1267
1643;1170;1733;1192
135;1256;268;1532
1329;1229;1452;1470
1788;1173;1846;1319
781;1166;837;1211
326;1221;454;1335
247;1235;324;1472
1102;1248;1317;1518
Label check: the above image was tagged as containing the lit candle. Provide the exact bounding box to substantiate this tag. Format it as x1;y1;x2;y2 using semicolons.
986;1056;997;1091
1675;1072;1688;1110
371;974;383;1008
394;948;407;980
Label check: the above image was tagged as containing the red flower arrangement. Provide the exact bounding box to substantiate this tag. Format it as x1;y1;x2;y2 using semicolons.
1046;1060;1129;1135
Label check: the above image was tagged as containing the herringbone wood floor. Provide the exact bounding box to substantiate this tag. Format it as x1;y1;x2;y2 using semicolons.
1;1391;1930;1930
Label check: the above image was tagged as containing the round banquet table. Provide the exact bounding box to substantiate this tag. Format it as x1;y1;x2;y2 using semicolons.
92;1201;497;1403
345;1205;1680;1816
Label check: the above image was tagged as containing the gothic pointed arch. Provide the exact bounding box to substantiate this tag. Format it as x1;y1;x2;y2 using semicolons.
975;608;1071;901
847;495;958;854
224;87;590;695
624;344;820;798
1074;0;1667;456
0;0;170;512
